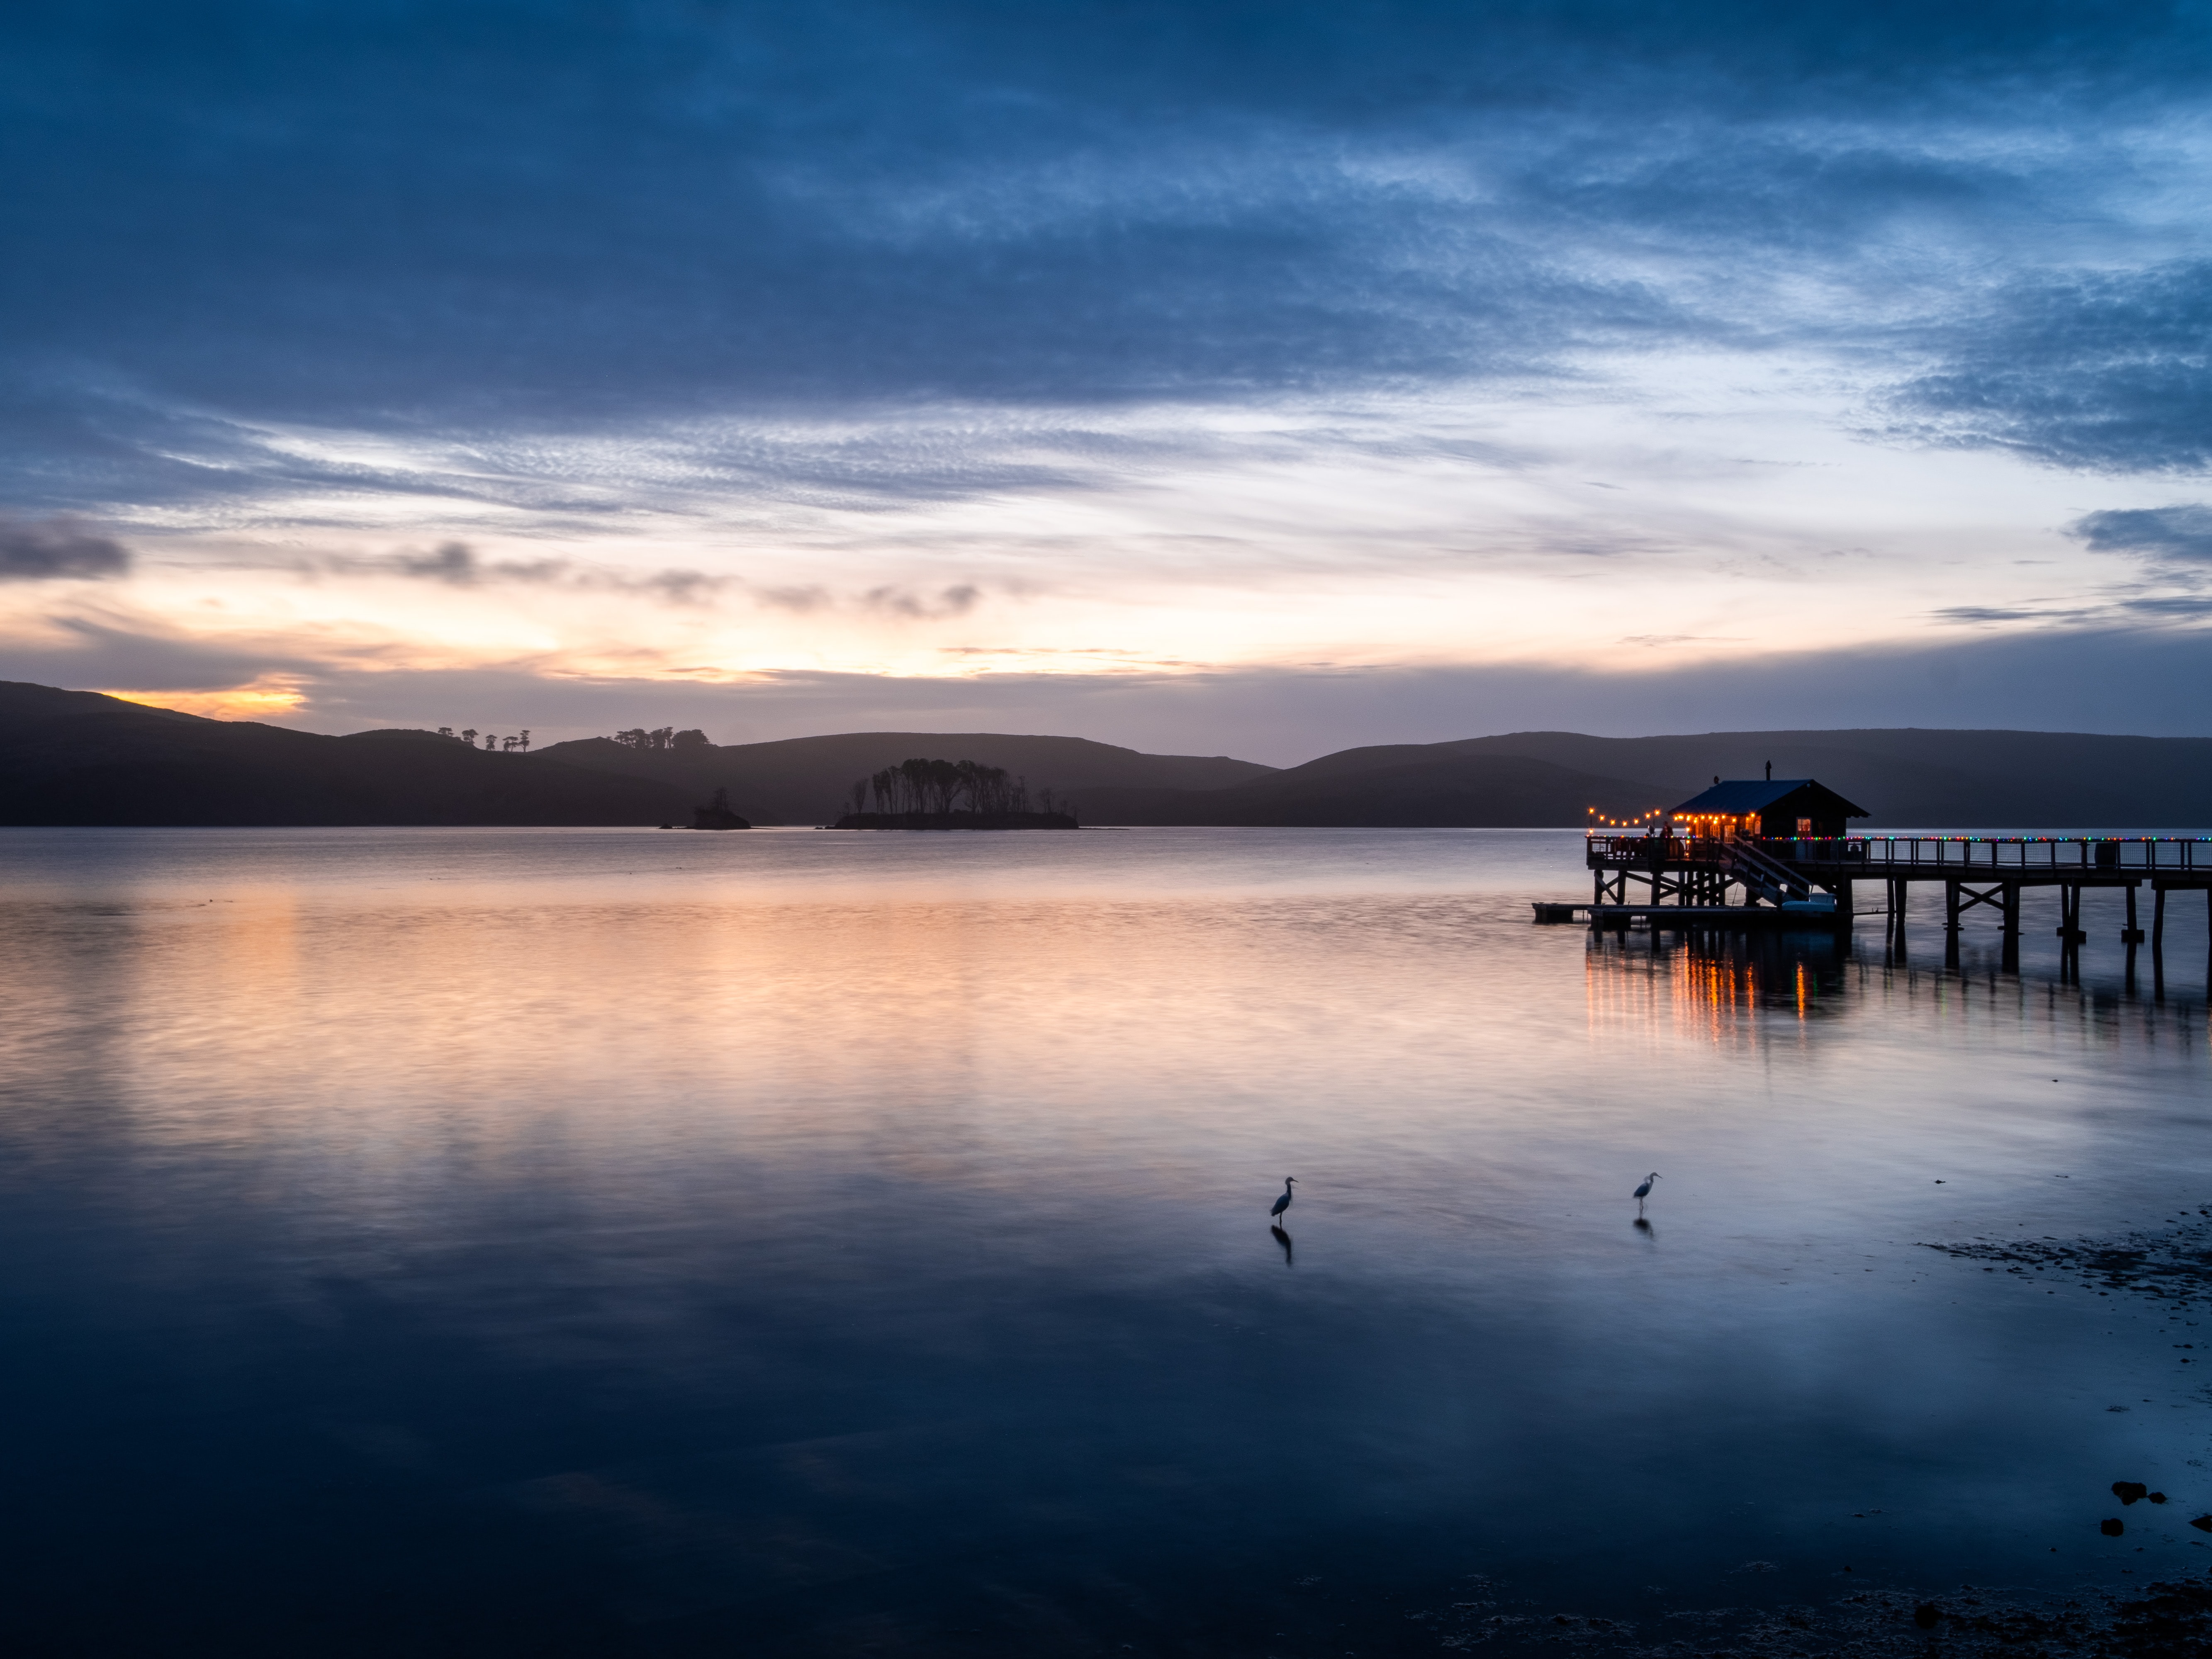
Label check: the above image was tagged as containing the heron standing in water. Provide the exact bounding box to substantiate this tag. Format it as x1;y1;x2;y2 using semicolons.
1270;1177;1297;1221
1634;1172;1660;1214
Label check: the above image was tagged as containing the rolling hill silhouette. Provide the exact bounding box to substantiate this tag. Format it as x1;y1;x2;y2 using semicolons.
0;684;1270;826
3;681;2207;828
0;681;684;825
1076;728;2212;829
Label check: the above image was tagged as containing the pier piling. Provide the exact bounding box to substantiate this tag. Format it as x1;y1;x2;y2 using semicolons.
2055;884;2082;980
2122;883;2144;990
2152;886;2166;999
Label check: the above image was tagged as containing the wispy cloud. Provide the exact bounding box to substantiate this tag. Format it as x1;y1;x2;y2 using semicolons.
5;4;2207;511
317;544;1000;619
862;584;980;620
4;2;2211;747
319;541;728;604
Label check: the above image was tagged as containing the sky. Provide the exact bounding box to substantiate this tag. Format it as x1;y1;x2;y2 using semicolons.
2;0;2209;764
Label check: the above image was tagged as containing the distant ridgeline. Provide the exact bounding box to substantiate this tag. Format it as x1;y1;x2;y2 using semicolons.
833;757;1079;830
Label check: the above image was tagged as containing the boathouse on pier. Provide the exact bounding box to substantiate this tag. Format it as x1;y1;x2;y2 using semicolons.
1563;771;2210;993
1668;777;1868;839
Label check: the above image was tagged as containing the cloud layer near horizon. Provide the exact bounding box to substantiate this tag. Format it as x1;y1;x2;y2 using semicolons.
1;1;2207;749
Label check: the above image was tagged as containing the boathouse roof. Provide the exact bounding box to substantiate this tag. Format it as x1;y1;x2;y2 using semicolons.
1670;778;1869;818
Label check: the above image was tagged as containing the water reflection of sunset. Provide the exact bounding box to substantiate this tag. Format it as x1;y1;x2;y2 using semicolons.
1;826;2208;1654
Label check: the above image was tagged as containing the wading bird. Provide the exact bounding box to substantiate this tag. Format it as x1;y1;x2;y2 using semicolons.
1270;1177;1297;1221
1634;1172;1660;1213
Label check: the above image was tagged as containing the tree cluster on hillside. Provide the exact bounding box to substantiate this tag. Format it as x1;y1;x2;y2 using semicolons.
850;758;1049;817
436;727;531;752
611;727;709;752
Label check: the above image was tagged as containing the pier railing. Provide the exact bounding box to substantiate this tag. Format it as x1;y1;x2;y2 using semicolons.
1587;833;2210;874
1782;835;2209;874
1586;835;1730;866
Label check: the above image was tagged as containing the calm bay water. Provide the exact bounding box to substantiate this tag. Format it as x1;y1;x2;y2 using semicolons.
1;826;2209;1656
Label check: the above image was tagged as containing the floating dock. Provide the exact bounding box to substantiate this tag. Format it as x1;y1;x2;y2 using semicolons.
1536;900;1842;929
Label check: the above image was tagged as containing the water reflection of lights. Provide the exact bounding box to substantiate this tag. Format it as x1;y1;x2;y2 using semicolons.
1587;923;2207;1054
1584;929;1848;1048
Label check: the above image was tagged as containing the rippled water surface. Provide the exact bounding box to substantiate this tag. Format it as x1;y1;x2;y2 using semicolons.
2;827;2209;1656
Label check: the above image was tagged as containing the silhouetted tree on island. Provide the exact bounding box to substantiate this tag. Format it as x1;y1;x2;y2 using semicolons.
837;759;1075;829
691;786;750;830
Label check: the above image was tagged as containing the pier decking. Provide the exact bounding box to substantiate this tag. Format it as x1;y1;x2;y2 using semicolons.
1568;831;2212;983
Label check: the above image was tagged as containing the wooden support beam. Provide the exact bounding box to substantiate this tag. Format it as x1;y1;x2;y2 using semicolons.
2152;885;2167;1000
2124;882;2140;991
2056;883;2087;946
2053;883;2078;982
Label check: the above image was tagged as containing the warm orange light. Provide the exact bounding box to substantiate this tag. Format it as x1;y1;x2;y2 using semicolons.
100;681;306;721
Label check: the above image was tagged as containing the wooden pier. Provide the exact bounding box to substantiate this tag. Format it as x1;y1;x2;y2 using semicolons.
1569;830;2212;987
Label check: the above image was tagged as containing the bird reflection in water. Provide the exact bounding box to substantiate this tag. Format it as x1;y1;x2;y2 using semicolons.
1270;1226;1294;1266
1632;1216;1657;1243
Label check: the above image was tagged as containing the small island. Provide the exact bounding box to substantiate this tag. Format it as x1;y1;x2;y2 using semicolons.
691;787;752;830
832;758;1079;830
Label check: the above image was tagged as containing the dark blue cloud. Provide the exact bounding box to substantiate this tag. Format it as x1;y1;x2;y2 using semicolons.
2072;503;2212;563
0;517;131;581
1891;262;2212;473
1;0;2207;512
